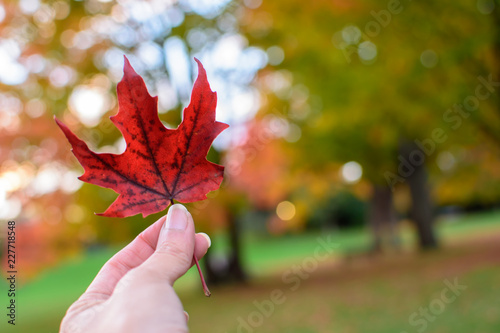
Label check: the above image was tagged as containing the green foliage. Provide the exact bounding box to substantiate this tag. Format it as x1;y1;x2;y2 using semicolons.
243;0;500;190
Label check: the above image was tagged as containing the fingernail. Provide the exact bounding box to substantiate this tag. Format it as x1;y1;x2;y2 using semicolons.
198;232;211;248
164;204;188;231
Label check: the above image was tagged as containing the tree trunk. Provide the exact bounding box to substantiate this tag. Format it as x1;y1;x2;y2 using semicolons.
401;142;439;249
203;210;246;284
203;248;218;284
479;1;500;144
227;211;247;282
369;185;399;252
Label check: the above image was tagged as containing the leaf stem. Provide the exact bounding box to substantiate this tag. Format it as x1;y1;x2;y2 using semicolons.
169;199;209;296
193;254;211;297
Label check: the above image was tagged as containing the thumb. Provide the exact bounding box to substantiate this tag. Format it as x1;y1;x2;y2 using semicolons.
136;204;195;286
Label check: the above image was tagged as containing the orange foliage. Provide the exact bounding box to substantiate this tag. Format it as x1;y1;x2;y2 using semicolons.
225;119;291;210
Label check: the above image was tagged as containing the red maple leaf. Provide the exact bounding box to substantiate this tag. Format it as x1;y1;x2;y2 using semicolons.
55;57;229;218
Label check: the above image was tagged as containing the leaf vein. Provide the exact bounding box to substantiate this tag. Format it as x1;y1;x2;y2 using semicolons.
125;80;172;199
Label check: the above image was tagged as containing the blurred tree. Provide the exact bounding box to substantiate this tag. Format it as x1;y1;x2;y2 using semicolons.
3;0;500;281
478;0;500;144
0;0;264;278
192;118;292;283
237;0;500;250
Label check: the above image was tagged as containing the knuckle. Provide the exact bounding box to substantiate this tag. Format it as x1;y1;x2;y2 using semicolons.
157;242;192;267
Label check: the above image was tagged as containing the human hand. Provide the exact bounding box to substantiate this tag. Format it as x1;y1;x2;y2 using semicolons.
60;204;210;333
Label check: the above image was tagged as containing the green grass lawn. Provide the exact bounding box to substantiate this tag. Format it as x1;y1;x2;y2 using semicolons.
1;210;499;332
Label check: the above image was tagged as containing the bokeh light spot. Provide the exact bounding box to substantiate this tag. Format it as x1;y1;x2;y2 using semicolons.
342;25;362;44
276;201;296;221
420;49;438;68
477;0;495;14
267;46;284;66
0;4;5;23
437;151;456;172
341;161;363;184
69;86;110;127
19;0;40;15
358;41;377;62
